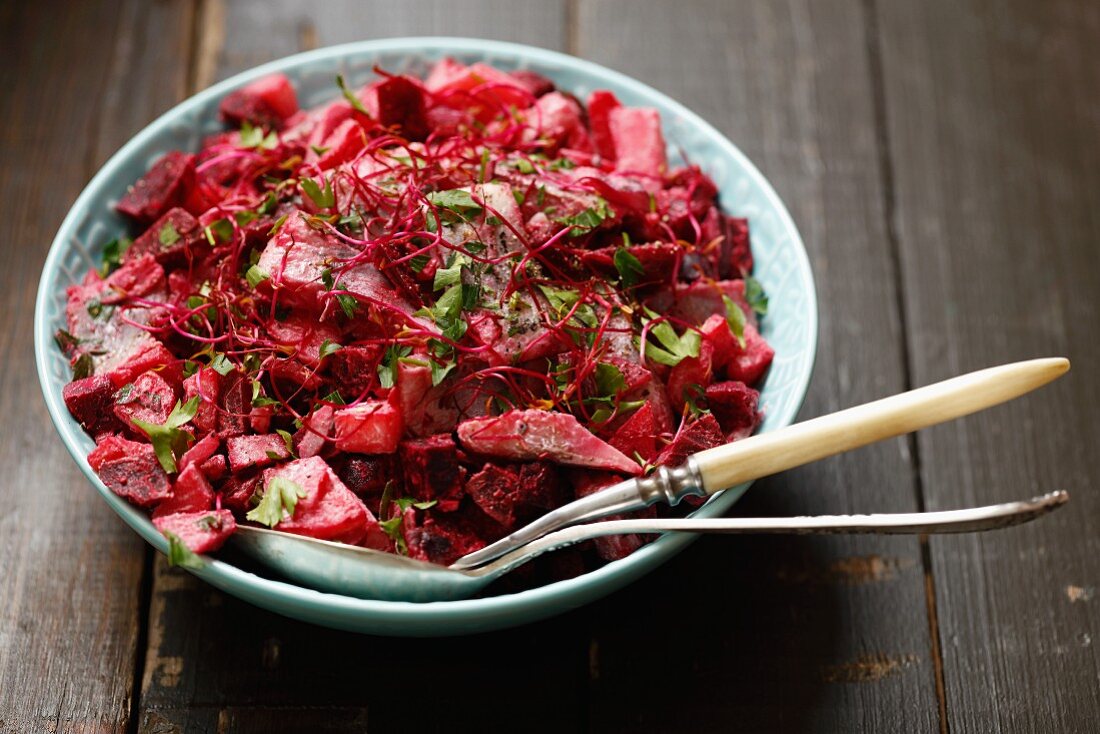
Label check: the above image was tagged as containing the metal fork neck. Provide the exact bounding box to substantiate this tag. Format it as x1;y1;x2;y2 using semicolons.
635;458;706;506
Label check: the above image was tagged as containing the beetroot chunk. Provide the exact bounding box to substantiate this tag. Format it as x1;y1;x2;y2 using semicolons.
63;375;123;436
654;414;726;469
705;381;762;441
153;509;236;554
227;433;291;472
88;435;172;507
125;207;200;265
116;151;197;224
399;434;465;512
457;409;641;475
113;370;178;434
609;107;666;177
220;73;299;128
153;463;215;518
375;75;429;141
722;324;775;386
466;462;565;530
333;400;404;454
257;457;373;545
608;403;662;465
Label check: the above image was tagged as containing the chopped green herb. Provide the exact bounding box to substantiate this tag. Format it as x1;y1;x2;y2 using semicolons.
276;428;296;456
744;275;768;316
613;247;645;287
72;353;94;380
210;352;235;376
164;532;204;569
640;308;702;367
130;396;201;474
301;175;335;209
54;329;81;353
319;339;342;359
246;476;307;528
377;344;413;389
426;189;483;218
245;264;270;289
335;74;369;116
239;120;279;150
722;295;746;347
100;236;132;275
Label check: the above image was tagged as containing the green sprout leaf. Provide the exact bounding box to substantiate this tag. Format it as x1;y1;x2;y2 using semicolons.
163;531;204;569
336;74;369;116
246;476;307;528
744;275;768;316
245;264;270;289
158;223;180;247
130;396;201;474
301;175;335;209
722;295;747;347
613;247;645;287
319;339;342;359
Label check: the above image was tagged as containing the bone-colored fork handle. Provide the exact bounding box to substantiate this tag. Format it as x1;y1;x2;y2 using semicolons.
693;358;1069;494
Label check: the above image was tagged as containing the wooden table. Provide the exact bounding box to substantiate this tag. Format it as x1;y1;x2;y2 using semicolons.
3;1;1097;731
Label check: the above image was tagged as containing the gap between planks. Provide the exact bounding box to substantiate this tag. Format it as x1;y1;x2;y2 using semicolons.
860;0;949;731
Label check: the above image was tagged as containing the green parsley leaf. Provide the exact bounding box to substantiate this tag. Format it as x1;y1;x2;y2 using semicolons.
426;189;483;218
335;74;369;115
408;254;430;273
159;223;181;247
246;476;307;528
515;158;535;174
722;295;747;347
72;353;94;380
377;344;413;389
594;362;627;398
209;353;235;376
163;531;204;569
54;329;81;353
204;218;234;246
319;339;342;359
268;213;289;236
100;236;132;275
433;254;471;291
744;276;768;316
310;144;330;156
130;396;201;474
640;308;703;367
276;428;296;457
245;264;270;289
613;247;645;287
430;357;456;386
239;120;278;150
250;380;279;408
300;175;335;209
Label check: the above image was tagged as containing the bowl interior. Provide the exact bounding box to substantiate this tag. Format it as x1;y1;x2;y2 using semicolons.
35;37;816;636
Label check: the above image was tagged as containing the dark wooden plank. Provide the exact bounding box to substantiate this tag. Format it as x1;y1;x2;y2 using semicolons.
875;1;1100;730
0;0;192;732
136;3;586;733
576;1;942;730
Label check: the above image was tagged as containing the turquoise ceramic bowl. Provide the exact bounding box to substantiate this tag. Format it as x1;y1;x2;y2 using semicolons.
35;38;817;636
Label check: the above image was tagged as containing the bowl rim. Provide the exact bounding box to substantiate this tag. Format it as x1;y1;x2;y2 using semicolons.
34;36;818;633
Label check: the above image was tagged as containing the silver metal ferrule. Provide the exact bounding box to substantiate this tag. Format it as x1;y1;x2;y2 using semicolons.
635;457;706;507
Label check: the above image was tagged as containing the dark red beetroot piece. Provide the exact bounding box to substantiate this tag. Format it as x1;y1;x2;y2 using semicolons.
465;461;566;530
153;463;215;518
399;434;465;512
654;413;726;469
334;454;397;506
705;381;762;441
723;324;775;386
115;151;197;224
402;503;503;566
153;509;236;554
374;75;430;141
113;370;178;434
88;435;172;507
124;207;200;264
63;375;123;436
219;73;299;128
608;403;663;465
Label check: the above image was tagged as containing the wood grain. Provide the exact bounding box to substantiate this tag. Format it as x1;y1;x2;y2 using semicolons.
0;1;191;732
576;0;940;730
875;0;1100;730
